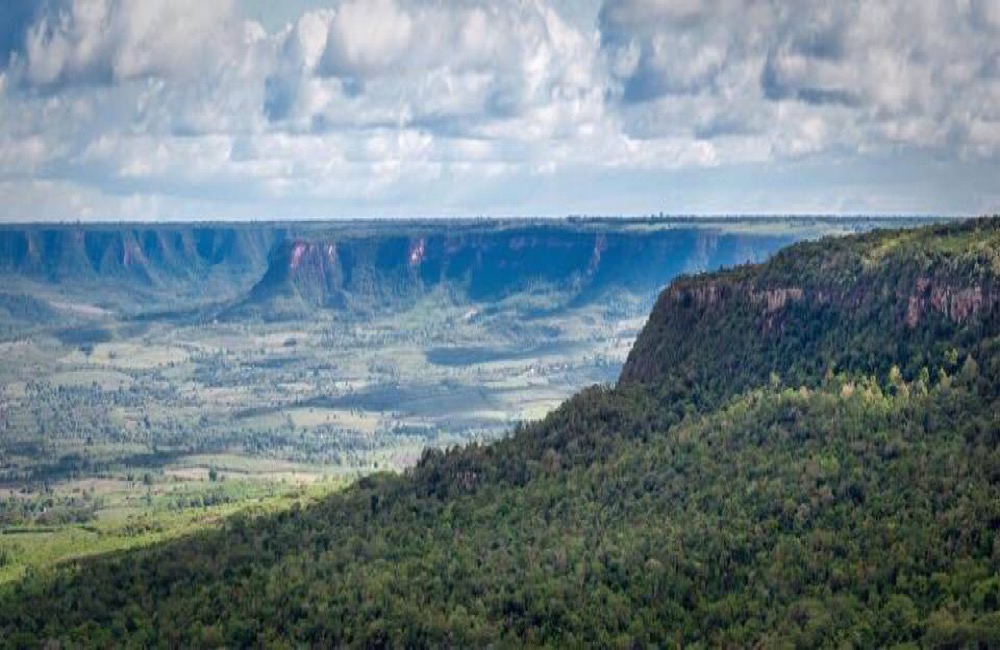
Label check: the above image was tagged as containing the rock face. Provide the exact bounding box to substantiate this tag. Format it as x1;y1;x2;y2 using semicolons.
0;223;802;310
751;287;805;312
668;279;999;327
906;281;999;327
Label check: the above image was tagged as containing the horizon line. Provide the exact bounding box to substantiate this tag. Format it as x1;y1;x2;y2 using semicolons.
0;213;976;227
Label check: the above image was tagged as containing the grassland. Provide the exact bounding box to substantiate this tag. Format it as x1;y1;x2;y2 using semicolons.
0;477;345;585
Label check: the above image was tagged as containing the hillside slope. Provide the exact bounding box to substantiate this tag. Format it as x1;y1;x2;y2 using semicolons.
622;217;1000;418
1;218;998;646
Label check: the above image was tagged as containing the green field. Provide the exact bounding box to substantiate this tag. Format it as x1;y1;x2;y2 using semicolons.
0;476;345;585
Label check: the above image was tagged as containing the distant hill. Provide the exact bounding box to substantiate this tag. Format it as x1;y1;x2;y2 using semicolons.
0;225;283;286
0;217;917;319
236;226;801;318
3;217;997;646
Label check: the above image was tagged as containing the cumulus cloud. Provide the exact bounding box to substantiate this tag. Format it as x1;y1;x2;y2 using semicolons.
6;0;245;87
263;0;605;143
600;0;1000;159
0;0;996;221
319;0;415;79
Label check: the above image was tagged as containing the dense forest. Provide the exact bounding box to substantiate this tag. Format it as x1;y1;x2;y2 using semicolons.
1;218;999;646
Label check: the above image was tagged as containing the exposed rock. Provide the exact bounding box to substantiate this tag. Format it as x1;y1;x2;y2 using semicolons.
671;282;726;308
904;277;999;327
906;295;922;328
245;229;797;317
621;216;1000;388
751;287;804;313
408;238;426;267
0;226;283;286
929;285;991;323
671;282;806;314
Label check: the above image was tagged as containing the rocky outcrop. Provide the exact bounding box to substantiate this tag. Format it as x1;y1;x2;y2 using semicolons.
906;280;999;327
668;281;806;314
751;287;805;313
668;273;997;334
671;281;726;309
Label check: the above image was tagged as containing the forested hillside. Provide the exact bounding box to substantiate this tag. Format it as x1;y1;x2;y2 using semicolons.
622;217;1000;420
1;218;998;647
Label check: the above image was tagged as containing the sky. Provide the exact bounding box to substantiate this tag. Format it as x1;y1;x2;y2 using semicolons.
0;0;998;222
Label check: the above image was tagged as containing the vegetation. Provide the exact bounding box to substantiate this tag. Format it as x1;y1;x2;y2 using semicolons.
0;479;344;587
0;217;996;646
0;218;830;532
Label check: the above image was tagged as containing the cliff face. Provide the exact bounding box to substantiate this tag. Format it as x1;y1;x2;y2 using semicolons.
243;228;798;315
620;217;1000;390
654;276;998;329
0;226;283;286
906;281;997;327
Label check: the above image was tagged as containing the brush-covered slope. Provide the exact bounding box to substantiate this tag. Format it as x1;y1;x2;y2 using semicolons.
1;219;998;647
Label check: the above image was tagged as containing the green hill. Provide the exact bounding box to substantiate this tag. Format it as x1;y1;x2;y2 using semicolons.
1;218;998;647
622;217;1000;416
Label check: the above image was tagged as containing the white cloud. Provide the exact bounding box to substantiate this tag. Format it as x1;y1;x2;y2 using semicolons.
13;0;242;87
263;0;606;143
319;0;414;78
0;0;996;221
600;0;1000;160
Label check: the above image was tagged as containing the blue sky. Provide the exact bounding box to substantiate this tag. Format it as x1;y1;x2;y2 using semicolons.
0;0;997;221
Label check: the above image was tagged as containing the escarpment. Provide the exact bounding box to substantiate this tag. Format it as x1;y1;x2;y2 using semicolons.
0;226;282;284
905;281;999;327
621;216;1000;392
238;227;799;317
2;217;999;647
0;221;805;318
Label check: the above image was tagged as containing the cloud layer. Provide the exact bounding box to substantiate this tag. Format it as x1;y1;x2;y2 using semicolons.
0;0;997;220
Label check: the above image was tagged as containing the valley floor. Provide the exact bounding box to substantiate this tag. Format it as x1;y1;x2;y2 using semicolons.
0;286;642;579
